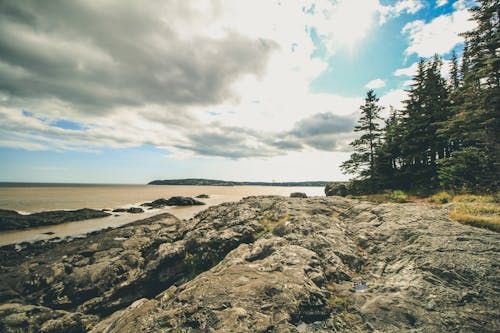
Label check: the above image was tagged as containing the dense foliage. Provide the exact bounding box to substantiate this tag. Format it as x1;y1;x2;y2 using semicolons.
343;0;499;194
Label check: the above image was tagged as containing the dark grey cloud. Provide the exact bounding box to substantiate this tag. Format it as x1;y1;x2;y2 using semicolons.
289;112;354;138
0;0;276;113
177;125;279;159
265;112;355;152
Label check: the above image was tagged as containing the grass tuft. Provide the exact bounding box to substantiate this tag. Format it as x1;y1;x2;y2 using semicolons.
429;191;453;204
254;214;290;239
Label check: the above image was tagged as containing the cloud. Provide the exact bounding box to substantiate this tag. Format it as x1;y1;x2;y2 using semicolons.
394;62;420;77
379;89;408;112
402;7;476;57
0;0;410;160
379;0;425;24
365;79;386;89
0;1;277;112
274;112;356;152
436;0;449;7
453;0;476;10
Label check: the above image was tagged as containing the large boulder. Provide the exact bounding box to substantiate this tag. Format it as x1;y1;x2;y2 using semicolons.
325;183;349;197
142;197;205;208
126;207;144;214
290;192;307;198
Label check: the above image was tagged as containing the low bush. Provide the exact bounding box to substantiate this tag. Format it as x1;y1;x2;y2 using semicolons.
429;191;453;204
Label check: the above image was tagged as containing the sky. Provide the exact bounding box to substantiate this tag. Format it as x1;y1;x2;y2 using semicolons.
0;0;477;183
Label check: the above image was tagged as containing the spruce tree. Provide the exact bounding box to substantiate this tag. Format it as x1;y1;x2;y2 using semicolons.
341;90;383;190
438;0;499;193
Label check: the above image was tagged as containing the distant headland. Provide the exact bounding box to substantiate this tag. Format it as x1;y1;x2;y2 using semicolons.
148;178;335;187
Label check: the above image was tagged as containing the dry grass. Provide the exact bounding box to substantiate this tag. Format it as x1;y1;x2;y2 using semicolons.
449;204;500;232
356;190;409;203
452;194;498;203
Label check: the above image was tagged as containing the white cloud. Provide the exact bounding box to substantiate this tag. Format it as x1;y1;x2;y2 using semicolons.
436;0;449;7
365;78;386;89
402;8;476;57
379;0;425;24
380;89;408;112
311;0;380;51
394;62;420;77
453;0;476;10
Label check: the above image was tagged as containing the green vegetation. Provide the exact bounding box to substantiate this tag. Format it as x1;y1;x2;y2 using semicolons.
342;0;498;195
254;213;290;239
354;190;409;204
429;192;453;204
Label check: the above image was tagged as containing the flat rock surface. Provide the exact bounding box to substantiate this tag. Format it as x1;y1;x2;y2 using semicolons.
1;196;498;332
0;208;111;231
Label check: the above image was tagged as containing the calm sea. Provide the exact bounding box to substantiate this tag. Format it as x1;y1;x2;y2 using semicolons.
0;184;324;245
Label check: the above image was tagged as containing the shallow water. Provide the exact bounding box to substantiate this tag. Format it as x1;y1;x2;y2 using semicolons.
0;185;324;245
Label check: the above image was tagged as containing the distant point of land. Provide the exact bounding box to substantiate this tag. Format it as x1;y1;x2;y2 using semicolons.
148;178;338;187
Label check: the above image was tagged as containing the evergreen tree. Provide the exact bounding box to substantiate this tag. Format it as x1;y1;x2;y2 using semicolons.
438;0;499;193
374;107;402;188
341;90;383;190
450;50;460;90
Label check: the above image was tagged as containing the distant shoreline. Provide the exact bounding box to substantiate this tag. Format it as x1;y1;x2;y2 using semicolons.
148;178;340;187
0;180;343;187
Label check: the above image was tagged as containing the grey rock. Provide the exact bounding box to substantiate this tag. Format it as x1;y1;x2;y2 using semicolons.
195;194;210;198
126;207;144;214
1;197;498;333
0;209;111;231
325;183;349;197
290;192;307;198
142;196;205;208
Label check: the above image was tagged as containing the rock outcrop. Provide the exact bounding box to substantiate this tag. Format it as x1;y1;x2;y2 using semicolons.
0;208;111;231
324;183;349;197
126;207;144;214
290;192;307;198
1;196;498;332
141;196;205;208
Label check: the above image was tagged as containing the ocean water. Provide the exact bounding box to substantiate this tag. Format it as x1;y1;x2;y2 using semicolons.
0;184;324;245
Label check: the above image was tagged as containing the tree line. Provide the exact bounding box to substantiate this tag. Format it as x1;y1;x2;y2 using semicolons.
342;0;499;194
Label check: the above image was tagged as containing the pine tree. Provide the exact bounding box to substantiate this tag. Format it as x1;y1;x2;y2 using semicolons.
341;90;383;190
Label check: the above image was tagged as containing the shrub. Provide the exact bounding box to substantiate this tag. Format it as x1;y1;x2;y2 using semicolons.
389;190;408;203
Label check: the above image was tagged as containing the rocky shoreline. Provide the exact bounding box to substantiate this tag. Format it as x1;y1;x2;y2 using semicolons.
0;196;498;332
0;196;206;232
0;209;111;232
